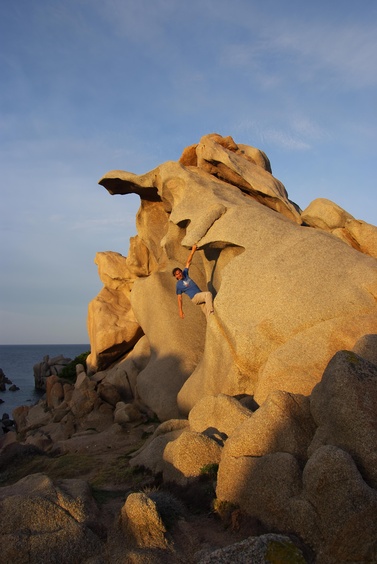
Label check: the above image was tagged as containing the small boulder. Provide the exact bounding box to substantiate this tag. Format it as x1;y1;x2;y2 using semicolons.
163;430;222;485
120;492;168;549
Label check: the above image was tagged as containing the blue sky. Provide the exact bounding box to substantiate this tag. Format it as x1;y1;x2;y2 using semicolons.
1;0;376;344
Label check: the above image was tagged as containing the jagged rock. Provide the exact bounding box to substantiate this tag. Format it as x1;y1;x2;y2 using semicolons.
87;251;144;372
0;368;13;392
0;473;104;563
194;133;302;223
96;133;377;420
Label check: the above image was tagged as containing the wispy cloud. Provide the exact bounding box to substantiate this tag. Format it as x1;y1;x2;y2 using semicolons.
219;14;377;90
235;116;328;152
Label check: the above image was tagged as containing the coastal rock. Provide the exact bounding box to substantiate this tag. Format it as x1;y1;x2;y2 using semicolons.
0;368;12;388
46;375;65;408
33;354;72;390
130;271;206;420
97;133;377;419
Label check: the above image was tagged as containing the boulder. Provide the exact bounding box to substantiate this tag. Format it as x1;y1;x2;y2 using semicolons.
46;375;64;408
68;373;101;417
344;218;377;258
120;492;168;549
301;198;354;231
309;350;377;487
302;198;377;258
163;430;222;485
96;335;151;400
0;473;104;563
301;445;377;563
194;133;301;223
223;391;315;462
130;419;190;474
114;401;143;424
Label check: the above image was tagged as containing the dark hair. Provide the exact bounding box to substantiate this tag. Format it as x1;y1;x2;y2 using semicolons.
172;267;182;276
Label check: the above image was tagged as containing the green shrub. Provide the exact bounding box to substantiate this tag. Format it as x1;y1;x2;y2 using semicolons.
200;463;219;481
60;351;90;382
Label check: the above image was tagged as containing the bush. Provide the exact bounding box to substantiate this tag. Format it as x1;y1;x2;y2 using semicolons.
60;351;90;382
144;488;186;529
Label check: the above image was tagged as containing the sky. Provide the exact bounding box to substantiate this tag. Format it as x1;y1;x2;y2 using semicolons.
1;0;376;345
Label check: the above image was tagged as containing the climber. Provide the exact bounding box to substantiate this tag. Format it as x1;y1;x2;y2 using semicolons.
172;244;214;320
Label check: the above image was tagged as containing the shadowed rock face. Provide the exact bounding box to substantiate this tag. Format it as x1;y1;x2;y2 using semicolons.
88;133;377;420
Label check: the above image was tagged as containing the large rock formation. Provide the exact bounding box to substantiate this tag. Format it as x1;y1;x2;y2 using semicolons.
88;133;377;421
2;133;377;563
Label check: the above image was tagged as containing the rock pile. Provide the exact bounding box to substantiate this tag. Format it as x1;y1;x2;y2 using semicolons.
33;354;74;390
11;362;149;452
130;340;377;563
88;132;377;420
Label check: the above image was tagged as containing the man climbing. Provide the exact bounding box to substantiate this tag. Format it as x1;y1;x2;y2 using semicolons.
172;244;214;320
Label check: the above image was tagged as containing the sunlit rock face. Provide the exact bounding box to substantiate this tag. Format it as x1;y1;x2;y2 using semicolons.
88;133;377;420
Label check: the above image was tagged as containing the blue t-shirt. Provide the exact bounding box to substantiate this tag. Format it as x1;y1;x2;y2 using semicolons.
176;268;201;299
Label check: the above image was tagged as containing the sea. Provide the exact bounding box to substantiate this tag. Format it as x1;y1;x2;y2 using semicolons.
0;344;90;420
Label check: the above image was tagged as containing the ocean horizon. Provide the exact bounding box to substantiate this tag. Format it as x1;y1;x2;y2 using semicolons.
0;344;90;419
